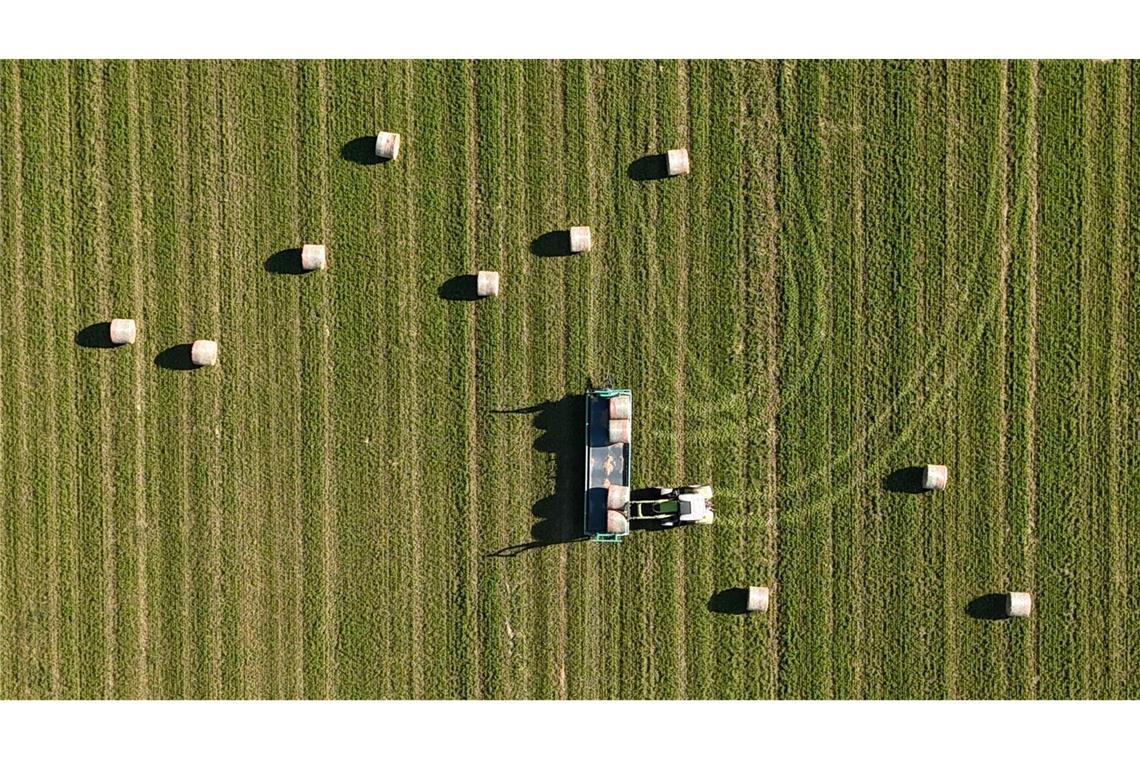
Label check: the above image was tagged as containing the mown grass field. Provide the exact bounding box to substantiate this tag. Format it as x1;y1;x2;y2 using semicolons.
0;60;1136;699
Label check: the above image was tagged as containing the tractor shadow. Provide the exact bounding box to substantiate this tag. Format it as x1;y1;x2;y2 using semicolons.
882;466;928;494
264;247;306;275
530;230;572;257
627;153;670;181
707;588;751;615
486;394;586;557
965;594;1009;621
74;321;117;349
340;135;390;166
154;344;199;371
438;274;481;302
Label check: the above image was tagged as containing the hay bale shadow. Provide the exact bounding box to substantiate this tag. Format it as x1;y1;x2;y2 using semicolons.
883;466;927;494
340;136;389;166
154;344;198;371
264;248;306;275
438;274;480;301
707;588;750;615
627;154;669;181
75;321;116;349
965;593;1009;620
530;231;572;257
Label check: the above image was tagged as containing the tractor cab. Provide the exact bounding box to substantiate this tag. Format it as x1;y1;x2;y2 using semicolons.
677;492;714;524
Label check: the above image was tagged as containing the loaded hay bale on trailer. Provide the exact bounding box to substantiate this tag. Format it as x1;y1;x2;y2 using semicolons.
374;131;401;160
608;395;631;420
109;318;137;345
190;339;218;367
606;485;630;512
608;418;631;444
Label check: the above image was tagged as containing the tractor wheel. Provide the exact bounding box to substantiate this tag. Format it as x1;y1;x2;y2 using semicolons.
655;487;675;497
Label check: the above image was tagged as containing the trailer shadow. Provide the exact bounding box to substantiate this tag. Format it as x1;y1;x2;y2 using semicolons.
486;394;586;557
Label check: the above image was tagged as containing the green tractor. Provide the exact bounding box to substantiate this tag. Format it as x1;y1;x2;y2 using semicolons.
625;484;716;529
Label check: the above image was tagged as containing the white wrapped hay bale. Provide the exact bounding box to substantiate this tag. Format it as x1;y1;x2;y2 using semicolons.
374;131;401;160
1007;592;1032;618
190;339;218;367
922;464;948;491
606;485;630;512
569;226;592;253
608;395;631;420
666;148;690;176
606;510;628;535
746;586;770;613
109;318;137;345
476;270;500;297
301;244;327;271
608;418;631;445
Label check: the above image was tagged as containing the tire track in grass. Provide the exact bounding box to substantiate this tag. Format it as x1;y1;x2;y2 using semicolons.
562;59;596;700
56;60;113;698
399;60;425;698
90;60;145;698
472;59;513;697
1024;59;1041;698
751;59;780;700
1106;61;1129;696
994;60;1013;698
201;61;226;697
0;60;27;696
459;60;482;699
314;59;338;700
1036;61;1084;699
214;61;247;699
124;59;151;699
1078;62;1113;697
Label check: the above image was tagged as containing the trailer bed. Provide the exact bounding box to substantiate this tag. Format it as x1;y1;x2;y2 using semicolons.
583;387;632;540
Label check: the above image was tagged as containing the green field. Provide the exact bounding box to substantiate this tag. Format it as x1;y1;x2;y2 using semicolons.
0;60;1136;699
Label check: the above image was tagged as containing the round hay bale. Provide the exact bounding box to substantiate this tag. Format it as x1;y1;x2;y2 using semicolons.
922;464;948;491
666;148;690;176
109;318;137;345
746;586;770;613
606;485;630;512
569;226;592;253
608;395;631;420
190;339;218;367
606;510;628;535
608;418;631;445
476;270;500;297
374;131;401;160
1007;592;1032;618
301;244;327;271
